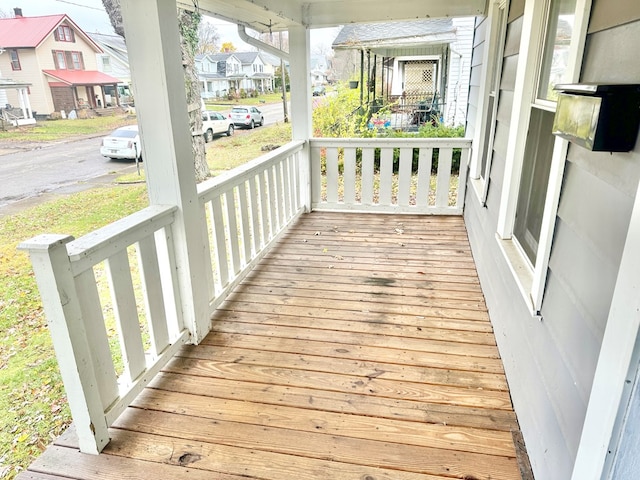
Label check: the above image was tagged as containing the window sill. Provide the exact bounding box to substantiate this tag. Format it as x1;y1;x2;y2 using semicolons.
495;234;542;318
469;177;486;204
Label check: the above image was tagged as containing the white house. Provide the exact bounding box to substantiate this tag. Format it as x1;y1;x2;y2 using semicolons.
89;32;133;105
332;17;474;126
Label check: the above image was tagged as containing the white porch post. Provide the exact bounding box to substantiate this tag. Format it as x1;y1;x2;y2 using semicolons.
18;88;32;119
120;0;211;343
18;235;109;454
288;25;312;212
571;177;640;479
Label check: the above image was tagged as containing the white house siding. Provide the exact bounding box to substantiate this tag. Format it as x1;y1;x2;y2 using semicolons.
446;17;474;125
465;15;488;141
0;49;52;115
464;0;640;478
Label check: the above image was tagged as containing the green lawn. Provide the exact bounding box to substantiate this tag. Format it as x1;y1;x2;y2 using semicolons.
204;92;284;111
0;114;136;142
0;186;148;480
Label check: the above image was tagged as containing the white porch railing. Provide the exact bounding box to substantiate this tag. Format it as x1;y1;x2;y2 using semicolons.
17;136;467;455
17;141;306;454
310;137;471;215
197;140;305;314
18;205;187;454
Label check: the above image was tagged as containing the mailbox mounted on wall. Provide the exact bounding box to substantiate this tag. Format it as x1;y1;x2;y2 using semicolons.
552;84;640;152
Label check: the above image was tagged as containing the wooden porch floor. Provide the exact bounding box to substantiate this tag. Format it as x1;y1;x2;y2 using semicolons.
21;213;531;480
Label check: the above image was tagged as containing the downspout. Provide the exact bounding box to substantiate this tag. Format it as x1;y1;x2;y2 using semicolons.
237;25;290;62
448;47;464;125
237;25;290;122
360;48;364;107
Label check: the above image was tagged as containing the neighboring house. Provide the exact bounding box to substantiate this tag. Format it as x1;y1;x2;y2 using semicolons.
332;18;474;126
0;77;35;126
310;53;330;85
196;52;274;98
196;52;244;98
15;1;640;480
0;10;121;116
88;32;133;106
234;51;274;93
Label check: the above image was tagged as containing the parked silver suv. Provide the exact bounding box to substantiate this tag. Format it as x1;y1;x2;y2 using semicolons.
230;106;264;129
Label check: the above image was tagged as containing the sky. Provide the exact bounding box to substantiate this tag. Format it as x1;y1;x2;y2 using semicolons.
0;0;340;53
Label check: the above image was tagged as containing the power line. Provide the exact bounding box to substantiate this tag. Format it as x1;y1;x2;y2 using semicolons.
53;0;105;12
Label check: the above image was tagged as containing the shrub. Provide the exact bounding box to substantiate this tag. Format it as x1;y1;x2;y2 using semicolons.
313;83;466;173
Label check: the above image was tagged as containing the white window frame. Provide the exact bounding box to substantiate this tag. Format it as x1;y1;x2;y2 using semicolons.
496;0;592;314
470;0;509;202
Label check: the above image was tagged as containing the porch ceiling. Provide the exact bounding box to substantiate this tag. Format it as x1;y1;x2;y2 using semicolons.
178;0;486;32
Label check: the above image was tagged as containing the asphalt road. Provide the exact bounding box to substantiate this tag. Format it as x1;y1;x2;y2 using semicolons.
0;136;139;213
0;102;288;215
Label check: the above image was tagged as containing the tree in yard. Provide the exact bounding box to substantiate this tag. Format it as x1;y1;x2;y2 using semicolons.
101;0;210;181
220;41;237;53
197;20;220;55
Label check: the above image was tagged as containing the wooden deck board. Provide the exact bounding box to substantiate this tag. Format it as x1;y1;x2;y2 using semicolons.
19;213;529;480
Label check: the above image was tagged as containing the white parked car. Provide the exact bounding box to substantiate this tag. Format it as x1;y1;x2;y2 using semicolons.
100;125;141;160
202;110;234;141
230;106;264;129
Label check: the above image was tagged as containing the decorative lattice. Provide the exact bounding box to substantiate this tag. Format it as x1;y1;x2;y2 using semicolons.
404;61;436;97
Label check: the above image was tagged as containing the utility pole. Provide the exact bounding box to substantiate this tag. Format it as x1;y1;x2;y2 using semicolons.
279;31;289;123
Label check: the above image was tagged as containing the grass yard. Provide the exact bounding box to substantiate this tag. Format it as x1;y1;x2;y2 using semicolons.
0;185;148;480
206;123;292;175
204;92;283;111
0;114;136;142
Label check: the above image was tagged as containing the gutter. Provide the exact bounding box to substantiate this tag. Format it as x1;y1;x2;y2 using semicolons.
237;25;290;62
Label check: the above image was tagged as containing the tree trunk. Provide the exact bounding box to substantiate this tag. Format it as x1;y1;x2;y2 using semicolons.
177;9;208;182
102;1;209;182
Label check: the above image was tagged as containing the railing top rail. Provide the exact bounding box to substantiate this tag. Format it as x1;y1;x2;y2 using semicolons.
65;204;177;273
310;137;472;149
197;140;305;203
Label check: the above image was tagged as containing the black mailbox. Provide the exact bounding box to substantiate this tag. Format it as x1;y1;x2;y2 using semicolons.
552;84;640;152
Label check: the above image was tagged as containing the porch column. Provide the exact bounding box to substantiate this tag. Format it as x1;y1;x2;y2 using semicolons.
120;0;211;343
18;87;32;118
288;25;312;211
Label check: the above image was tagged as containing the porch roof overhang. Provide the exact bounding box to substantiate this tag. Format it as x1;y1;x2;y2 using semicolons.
332;18;458;52
176;0;486;32
0;79;32;89
42;70;120;86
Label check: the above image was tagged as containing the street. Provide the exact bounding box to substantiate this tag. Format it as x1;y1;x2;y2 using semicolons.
0;101;288;215
0;136;138;212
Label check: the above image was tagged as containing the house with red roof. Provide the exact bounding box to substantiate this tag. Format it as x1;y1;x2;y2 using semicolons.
0;8;121;117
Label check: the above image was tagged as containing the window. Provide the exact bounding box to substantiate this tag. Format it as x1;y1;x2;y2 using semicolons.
55;25;75;42
514;108;555;264
101;56;111;72
470;1;508;204
514;0;576;267
9;49;21;70
54;50;66;69
52;51;84;70
496;0;591;312
71;52;84;70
